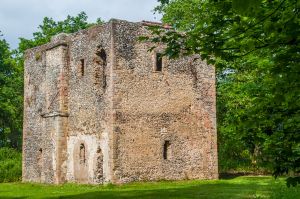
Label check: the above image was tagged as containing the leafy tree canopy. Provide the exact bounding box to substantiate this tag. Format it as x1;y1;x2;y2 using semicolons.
0;33;22;148
151;0;300;185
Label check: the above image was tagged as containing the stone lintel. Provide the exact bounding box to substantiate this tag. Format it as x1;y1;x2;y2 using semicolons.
41;111;69;118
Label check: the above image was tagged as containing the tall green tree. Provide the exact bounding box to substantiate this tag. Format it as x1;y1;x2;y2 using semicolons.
151;0;299;185
0;33;23;149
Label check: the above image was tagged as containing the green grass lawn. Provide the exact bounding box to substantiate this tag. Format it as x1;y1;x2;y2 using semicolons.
0;176;299;199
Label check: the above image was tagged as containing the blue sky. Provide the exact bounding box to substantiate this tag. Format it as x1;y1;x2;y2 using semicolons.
0;0;161;49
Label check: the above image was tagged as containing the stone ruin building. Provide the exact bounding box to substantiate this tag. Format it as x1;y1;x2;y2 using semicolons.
22;19;218;184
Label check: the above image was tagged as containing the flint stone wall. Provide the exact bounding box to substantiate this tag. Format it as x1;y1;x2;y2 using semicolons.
23;19;218;184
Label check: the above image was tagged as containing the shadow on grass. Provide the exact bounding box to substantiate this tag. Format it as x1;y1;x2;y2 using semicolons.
44;183;269;199
219;172;272;180
219;172;246;179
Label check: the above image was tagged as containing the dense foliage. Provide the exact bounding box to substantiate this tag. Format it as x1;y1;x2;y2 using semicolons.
0;3;299;186
0;147;22;182
151;0;299;184
0;35;23;149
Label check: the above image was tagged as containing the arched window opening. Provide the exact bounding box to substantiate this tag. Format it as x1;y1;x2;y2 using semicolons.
96;49;107;66
79;144;86;164
37;148;43;165
95;48;107;89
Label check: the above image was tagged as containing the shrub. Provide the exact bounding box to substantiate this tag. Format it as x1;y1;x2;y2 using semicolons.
0;147;22;182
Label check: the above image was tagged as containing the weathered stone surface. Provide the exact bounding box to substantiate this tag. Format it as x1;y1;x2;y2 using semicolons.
23;19;218;184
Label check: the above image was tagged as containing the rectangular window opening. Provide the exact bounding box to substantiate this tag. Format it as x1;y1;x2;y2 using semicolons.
163;140;170;160
80;59;85;76
155;53;163;72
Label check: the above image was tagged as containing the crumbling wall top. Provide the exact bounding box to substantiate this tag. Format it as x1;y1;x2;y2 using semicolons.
51;33;69;43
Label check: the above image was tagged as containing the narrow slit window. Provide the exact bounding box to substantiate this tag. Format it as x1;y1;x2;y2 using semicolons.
155;53;163;72
37;148;43;164
80;59;85;76
163;141;170;160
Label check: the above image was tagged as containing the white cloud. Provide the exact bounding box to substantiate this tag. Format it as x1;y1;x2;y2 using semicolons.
0;0;161;48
